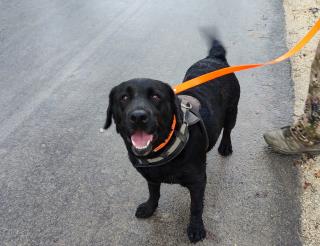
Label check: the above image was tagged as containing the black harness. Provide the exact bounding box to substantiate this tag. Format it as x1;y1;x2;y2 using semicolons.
133;95;209;168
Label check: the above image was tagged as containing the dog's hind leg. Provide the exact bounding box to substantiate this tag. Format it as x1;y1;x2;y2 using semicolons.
135;182;160;218
218;106;238;156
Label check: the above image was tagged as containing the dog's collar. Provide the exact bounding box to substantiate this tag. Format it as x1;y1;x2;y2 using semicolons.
132;97;201;168
153;115;177;152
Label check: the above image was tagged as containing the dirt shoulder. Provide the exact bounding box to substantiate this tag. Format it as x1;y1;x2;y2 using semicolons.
283;1;320;245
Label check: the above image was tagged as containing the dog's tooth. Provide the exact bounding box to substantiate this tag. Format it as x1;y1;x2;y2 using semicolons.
99;128;105;133
133;140;152;150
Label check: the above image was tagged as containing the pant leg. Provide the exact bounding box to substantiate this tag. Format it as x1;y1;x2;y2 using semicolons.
291;40;320;145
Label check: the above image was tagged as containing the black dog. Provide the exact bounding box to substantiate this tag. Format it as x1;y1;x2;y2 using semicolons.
103;38;240;243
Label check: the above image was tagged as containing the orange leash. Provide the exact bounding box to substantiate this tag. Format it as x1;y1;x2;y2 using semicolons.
173;18;320;94
153;19;320;153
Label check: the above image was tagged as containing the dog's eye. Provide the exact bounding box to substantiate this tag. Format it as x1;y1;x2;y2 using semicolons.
151;94;160;101
121;95;129;101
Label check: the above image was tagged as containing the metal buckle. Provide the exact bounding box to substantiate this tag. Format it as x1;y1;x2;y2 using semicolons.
181;102;192;110
181;102;192;125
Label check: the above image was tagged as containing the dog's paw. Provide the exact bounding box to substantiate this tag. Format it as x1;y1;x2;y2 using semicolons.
218;142;233;156
187;223;206;243
135;202;157;218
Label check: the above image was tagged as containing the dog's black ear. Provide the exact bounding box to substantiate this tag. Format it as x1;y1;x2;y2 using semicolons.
103;87;116;130
164;83;183;126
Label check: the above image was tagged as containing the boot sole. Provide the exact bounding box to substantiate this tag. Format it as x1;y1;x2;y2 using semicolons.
269;145;320;155
263;135;320;155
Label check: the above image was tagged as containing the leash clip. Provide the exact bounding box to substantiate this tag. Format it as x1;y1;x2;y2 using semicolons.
181;102;192;110
181;102;192;126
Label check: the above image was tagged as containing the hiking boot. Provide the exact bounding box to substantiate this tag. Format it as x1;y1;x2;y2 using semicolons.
263;126;320;154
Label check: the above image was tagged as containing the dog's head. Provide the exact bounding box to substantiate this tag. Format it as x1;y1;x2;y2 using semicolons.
104;78;181;157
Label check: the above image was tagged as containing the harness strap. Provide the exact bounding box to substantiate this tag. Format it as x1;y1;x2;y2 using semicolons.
178;95;209;150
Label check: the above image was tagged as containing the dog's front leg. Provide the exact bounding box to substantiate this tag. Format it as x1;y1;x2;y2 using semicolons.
135;182;160;218
186;182;206;243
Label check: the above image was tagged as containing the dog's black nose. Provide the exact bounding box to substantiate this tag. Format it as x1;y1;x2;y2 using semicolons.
130;110;149;124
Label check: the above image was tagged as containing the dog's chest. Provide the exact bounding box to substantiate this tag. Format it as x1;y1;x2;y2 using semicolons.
137;167;183;184
161;175;180;184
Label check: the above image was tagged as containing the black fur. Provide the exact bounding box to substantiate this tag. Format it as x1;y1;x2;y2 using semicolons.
104;37;240;243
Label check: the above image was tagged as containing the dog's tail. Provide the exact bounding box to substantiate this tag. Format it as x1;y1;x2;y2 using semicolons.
208;39;226;61
200;28;227;62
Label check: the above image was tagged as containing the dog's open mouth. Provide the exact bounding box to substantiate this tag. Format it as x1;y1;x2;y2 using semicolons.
131;131;154;156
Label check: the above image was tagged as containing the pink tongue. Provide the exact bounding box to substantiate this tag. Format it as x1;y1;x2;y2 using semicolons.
131;131;153;148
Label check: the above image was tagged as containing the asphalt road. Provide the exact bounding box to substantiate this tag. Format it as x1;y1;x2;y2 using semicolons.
0;0;301;245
